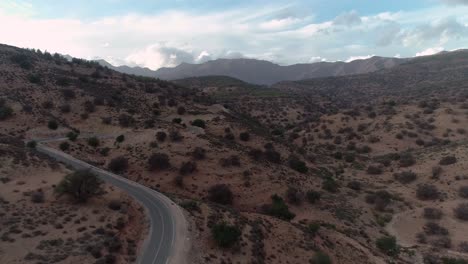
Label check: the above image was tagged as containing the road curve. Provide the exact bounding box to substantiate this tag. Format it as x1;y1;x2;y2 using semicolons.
36;143;189;264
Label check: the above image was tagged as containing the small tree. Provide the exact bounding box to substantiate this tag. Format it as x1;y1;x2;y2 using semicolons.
26;140;37;149
311;251;331;264
208;184;233;205
211;222;241;248
179;161;197;175
108;156;128;173
148;153;170;171
55;170;102;203
192;147;206;160
263;194;295;221
286;187;302;205
306;190;321;204
440;156;457;166
288;156;308;173
416;184;439;200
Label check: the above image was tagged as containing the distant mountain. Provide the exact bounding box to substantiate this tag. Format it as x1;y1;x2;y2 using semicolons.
97;56;408;85
95;59;156;77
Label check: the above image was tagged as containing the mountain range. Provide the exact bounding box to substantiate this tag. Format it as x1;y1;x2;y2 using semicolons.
96;56;409;85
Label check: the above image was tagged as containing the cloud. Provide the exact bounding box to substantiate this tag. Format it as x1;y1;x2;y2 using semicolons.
415;47;444;56
402;17;468;46
333;10;362;26
346;54;375;62
125;44;196;69
309;56;327;63
259;17;300;31
441;0;468;5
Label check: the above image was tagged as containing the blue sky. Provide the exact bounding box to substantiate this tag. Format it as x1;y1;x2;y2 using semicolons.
1;0;468;69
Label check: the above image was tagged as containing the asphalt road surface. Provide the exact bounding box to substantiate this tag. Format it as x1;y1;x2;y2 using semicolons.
36;143;188;264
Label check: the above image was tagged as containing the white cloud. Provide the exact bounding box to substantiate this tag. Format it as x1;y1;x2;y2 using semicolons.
333;10;362;26
259;17;300;31
309;56;327;63
415;47;444;56
346;55;375;62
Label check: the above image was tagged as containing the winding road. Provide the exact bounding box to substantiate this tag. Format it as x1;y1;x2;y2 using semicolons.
35;140;189;264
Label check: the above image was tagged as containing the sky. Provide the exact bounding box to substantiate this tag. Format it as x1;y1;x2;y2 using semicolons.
1;0;468;69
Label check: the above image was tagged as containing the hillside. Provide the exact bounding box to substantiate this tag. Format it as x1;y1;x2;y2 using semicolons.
98;56;407;85
1;43;468;264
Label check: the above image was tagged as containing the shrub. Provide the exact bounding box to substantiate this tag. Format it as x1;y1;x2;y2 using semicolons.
10;53;33;69
31;191;45;203
118;114;135;127
108;156;128;173
374;190;393;211
148;153;170;171
416;184;439;200
59;142;70;151
367;165;383;175
108;200;121;211
306;190;321;204
177;106;186;115
192;147;206;160
248;148;263;161
55;170;102;202
48;120;58;130
265;149;281;164
66;132;78;141
288;156;308;173
169;130;183;142
28;73;42;84
399;152;416;167
156;131;167;142
191;119;206;128
179;161;197;175
322;177;339;193
59;104;71;113
172;118;182;124
61;89;76;100
458;186;468;198
454;203;468;221
440;156;457;166
432;166;442;179
220;155;240;167
208;184;233;205
211;222;241;248
347;181;361;191
87;137;100;147
394;171;417;184
224;133;235;140
115;135;125;143
286;187;302;205
310;251;331;264
263;194;295;221
376;236;399;256
239;132;250;141
424;222;448;235
26;140;37;149
307;223;321;236
423;207;443;220
84;101;95;113
42;100;54;109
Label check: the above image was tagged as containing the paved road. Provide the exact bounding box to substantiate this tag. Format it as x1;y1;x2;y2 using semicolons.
35;142;189;264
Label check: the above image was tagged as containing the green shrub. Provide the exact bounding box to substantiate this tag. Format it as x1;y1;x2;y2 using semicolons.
376;236;399;256
306;190;321;204
26;141;37;149
59;142;70;151
48;120;58;130
311;251;332;264
211;222;241;248
116;135;125;143
208;184;233;205
0;104;13;121
191;119;206;128
66;132;78;141
108;156;128;173
148;153;170;171
87;137;100;147
307;223;321;236
322;177;339;193
239;132;250;141
288;156;308;173
263;194;295;221
55;170;102;202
